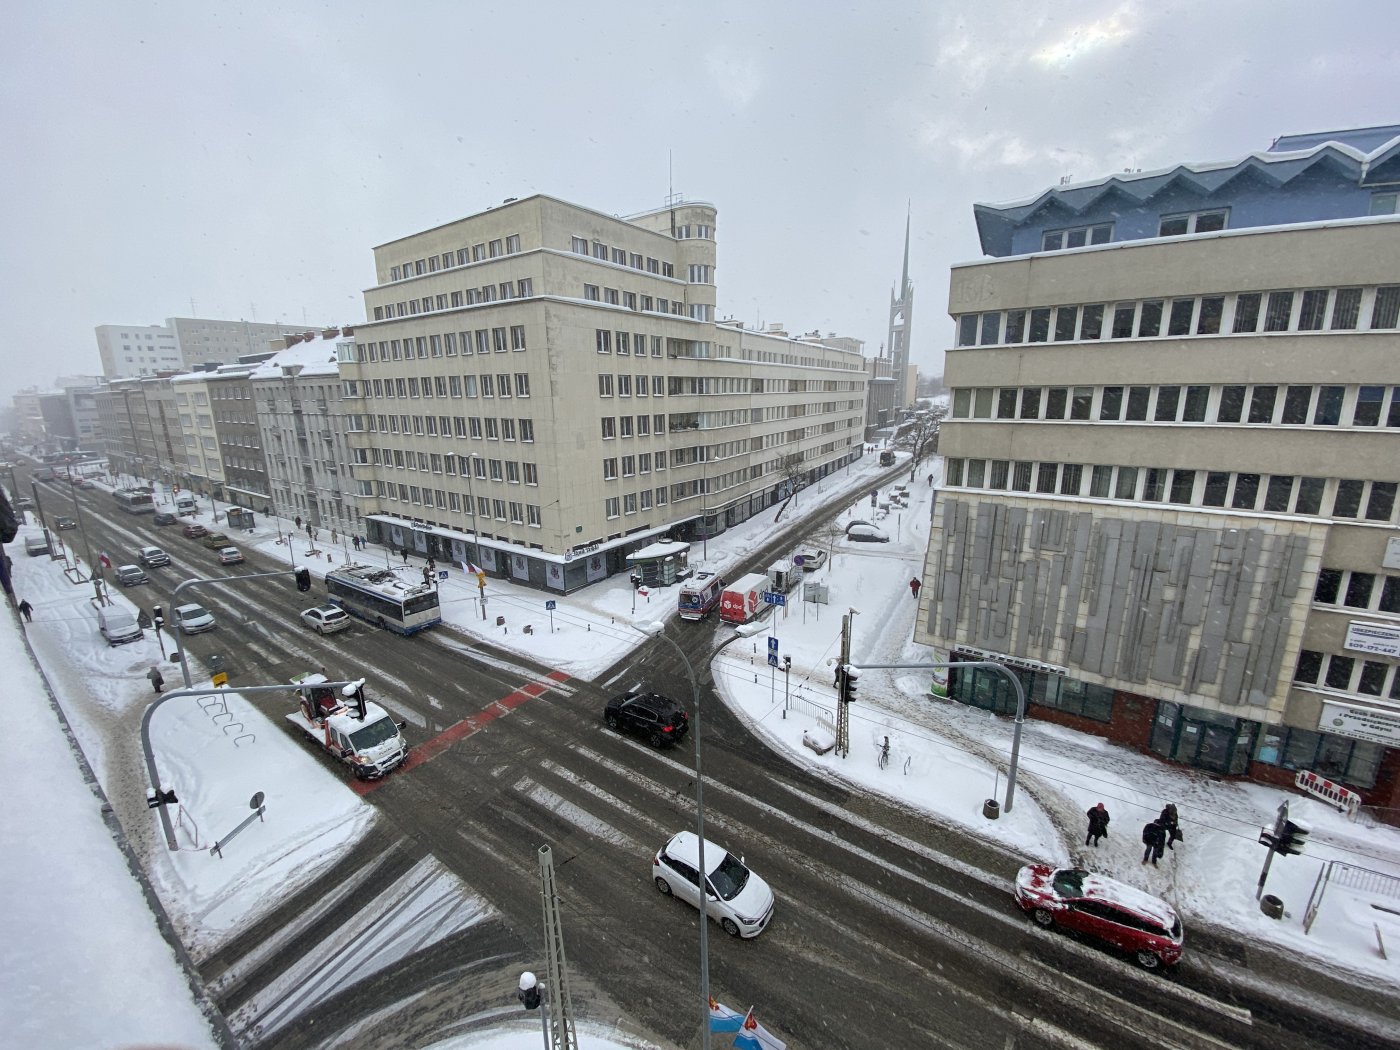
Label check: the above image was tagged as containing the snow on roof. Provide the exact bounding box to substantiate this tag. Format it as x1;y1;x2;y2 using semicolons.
247;337;344;381
627;540;690;560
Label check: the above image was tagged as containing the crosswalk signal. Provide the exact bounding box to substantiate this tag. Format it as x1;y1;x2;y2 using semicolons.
1277;819;1310;856
295;567;311;592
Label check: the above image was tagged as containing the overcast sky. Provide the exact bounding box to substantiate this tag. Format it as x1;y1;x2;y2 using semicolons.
3;1;1397;401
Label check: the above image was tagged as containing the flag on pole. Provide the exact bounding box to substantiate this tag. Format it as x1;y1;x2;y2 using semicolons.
467;561;484;575
99;551;112;568
708;997;745;1034
733;1008;786;1050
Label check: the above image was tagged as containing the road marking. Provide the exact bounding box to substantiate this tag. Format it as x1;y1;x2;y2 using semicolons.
351;670;570;794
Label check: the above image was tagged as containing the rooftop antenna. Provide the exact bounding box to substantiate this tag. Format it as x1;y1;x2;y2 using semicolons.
189;297;197;315
665;149;683;237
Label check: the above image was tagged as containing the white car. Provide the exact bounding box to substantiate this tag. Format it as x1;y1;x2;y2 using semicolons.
138;545;170;567
300;605;351;635
652;831;774;938
846;523;890;543
792;547;827;571
217;546;245;565
173;603;217;634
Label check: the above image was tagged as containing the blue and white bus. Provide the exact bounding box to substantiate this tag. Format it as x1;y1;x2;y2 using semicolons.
113;488;156;514
324;563;441;635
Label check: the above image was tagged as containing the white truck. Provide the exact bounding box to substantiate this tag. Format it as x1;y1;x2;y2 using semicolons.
288;672;408;780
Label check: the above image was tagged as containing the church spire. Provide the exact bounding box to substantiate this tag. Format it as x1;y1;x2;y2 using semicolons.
901;202;911;296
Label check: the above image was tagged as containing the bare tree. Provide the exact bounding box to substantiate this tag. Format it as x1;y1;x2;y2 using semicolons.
779;453;806;495
908;405;947;465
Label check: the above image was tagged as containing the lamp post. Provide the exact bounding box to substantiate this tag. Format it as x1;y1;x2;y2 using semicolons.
634;620;711;1050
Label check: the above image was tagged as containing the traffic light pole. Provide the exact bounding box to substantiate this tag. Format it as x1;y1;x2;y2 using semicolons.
1257;801;1289;900
168;568;311;689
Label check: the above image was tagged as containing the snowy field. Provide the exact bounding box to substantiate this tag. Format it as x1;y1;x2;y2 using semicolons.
4;446;1399;1048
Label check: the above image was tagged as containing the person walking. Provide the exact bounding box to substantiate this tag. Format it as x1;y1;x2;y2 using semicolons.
17;598;34;623
927;473;934;486
146;666;164;693
1085;802;1110;846
401;546;409;563
909;576;922;599
1141;818;1167;866
1159;803;1182;850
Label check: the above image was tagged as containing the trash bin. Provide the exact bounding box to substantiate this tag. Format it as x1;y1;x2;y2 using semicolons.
1260;894;1284;920
983;798;1001;820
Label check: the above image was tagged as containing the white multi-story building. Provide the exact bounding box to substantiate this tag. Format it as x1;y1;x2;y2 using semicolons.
95;317;310;380
95;324;182;379
341;194;868;591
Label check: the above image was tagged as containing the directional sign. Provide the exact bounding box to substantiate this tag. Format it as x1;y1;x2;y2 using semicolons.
545;600;557;610
767;636;779;652
767;653;780;667
762;591;787;607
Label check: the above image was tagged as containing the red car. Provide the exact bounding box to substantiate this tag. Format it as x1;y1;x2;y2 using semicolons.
1014;864;1184;970
182;523;208;539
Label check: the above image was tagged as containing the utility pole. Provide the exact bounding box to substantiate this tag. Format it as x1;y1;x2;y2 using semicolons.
836;611;854;757
538;844;578;1050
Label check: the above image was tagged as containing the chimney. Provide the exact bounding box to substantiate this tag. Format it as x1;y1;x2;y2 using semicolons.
322;327;340;340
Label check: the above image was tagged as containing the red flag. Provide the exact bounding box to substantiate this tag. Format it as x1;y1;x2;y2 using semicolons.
99;551;112;568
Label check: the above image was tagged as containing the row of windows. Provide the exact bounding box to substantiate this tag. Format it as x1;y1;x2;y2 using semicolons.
955;285;1400;348
570;236;676;277
1294;649;1400;704
377;482;542;527
598;374;666;398
1252;723;1383;790
603;487;672;519
600;415;669;440
944;457;1400;523
601;451;670;480
388;234;523;282
371;280;534;320
1314;569;1400;615
362;373;532;400
359;414;537;442
367;448;538;487
1043;209;1229;251
951;382;1400;429
357;329;527;362
586;286;692;317
595;329;669;356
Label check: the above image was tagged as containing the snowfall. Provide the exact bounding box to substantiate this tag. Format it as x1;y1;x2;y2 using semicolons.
3;446;1399;1050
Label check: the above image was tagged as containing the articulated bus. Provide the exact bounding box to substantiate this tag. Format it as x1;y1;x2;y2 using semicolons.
324;563;441;635
113;488;156;514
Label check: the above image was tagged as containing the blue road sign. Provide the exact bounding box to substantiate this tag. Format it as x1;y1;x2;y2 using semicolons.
767;653;780;667
762;591;787;607
438;570;449;581
545;600;557;610
767;636;779;652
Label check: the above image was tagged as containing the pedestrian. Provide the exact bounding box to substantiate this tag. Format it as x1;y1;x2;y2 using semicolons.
331;528;337;544
927;473;934;486
909;576;922;598
1159;803;1182;850
295;515;302;529
1141;818;1167;866
401;546;409;563
17;598;34;623
1085;802;1110;846
147;666;164;693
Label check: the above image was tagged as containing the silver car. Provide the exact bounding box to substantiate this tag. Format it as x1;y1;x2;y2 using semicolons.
300;605;351;635
173;603;216;634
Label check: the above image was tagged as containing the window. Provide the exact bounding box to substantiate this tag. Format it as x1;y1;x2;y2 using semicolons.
1232;473;1259;510
1233;292;1261;333
1281;386;1311;424
1125;386;1149;421
1296;477;1325;515
1313;386;1344;426
1169;469;1195;504
1155;386;1180;422
1203;472;1229;506
514;373;530;396
1182;386;1209;422
511;325;527;350
519;418;535;442
1297;289;1329;331
980;312;1002;345
598;374;613;397
1158;209;1226;236
1264;475;1294;512
1196;297;1224;334
506;234;521;254
1167;299;1194;336
1099;387;1121;420
1028;308;1050;342
1054;306;1078;341
1137;300;1163;338
601;417;616;439
1111;303;1136;339
996;389;1017;419
1080;304;1104;340
1005;310;1026;342
1020;388;1042;419
603;458;618;480
957;316;978;347
1248;386;1276;424
1331;288;1362;330
1333;479;1363;518
1294;650;1323;685
1217;386;1246;423
1264;290;1294;331
1366;482;1397;521
1354;386;1385;426
1042;223;1111;250
1371;192;1399;216
1090;466;1111;497
1070;387;1092;420
596;329;612;354
1044;388;1067;419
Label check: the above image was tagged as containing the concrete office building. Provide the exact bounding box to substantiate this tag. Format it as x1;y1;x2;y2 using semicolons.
925;126;1400;814
341;194;867;591
95;318;310;380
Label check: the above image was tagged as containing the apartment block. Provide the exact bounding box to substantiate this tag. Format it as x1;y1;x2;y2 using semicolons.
341;194;867;591
925;126;1400;814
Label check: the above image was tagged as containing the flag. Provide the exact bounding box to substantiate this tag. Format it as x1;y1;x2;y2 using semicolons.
734;1009;786;1050
467;561;484;575
99;551;112;568
708;997;745;1034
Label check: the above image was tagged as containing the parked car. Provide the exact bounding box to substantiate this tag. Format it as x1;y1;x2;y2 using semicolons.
201;531;231;549
792;547;827;571
138;545;170;567
153;510;177;526
182;522;208;539
604;690;689;747
24;534;50;557
54;515;77;530
1014;864;1185;970
846;523;890;543
114;564;148;586
879;450;896;466
172;603;216;634
16;496;34;511
96;604;143;646
300;605;351;635
652;831;774;938
217;546;244;565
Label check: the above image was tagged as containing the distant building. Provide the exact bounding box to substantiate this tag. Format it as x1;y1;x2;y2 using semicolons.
95;317;311;379
886;212;917;410
927;125;1400;815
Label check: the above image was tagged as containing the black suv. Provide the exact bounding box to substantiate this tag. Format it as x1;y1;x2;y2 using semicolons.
604;691;689;748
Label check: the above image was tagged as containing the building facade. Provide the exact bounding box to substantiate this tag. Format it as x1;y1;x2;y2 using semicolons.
341;194;867;591
926;126;1400;814
95;318;310;380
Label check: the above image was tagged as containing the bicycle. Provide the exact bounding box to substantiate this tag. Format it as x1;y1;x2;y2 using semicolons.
877;735;890;770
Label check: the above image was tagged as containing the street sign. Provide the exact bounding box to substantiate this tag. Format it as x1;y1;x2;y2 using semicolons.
211;672;229;688
762;591;787;606
438;570;448;581
767;636;779;652
767;653;780;667
545;600;557;610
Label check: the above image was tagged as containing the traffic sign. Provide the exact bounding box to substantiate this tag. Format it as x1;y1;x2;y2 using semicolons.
767;653;780;667
211;672;229;688
438;570;448;581
545;600;557;610
762;591;787;606
767;636;779;652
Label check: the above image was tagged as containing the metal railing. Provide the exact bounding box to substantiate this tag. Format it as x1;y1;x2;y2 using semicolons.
1303;859;1400;934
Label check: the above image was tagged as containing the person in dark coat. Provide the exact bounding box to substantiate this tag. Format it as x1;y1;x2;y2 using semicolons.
909;577;922;598
401;546;409;563
1141;818;1167;865
17;598;34;623
1159;803;1182;849
1085;802;1110;846
147;666;165;693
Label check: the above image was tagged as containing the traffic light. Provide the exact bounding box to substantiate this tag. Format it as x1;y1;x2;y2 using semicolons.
1277;819;1310;856
295;567;311;592
839;664;859;704
517;972;541;1010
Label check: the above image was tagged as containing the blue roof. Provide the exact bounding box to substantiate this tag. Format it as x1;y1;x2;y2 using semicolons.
974;126;1400;257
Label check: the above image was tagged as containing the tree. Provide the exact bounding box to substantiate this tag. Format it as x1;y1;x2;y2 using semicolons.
779;453;806;495
908;406;947;463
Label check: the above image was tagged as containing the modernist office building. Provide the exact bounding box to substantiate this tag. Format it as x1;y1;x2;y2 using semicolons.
340;194;867;591
925;126;1400;814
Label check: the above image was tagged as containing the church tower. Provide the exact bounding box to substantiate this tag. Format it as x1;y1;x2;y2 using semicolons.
885;209;916;409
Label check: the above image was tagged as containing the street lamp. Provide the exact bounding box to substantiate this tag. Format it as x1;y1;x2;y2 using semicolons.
633;619;711;1050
